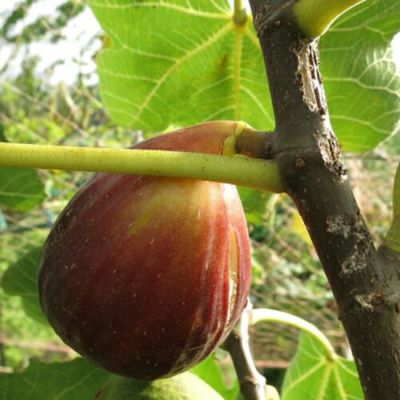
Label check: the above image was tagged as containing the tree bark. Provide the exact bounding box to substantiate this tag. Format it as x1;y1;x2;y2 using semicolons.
248;1;400;398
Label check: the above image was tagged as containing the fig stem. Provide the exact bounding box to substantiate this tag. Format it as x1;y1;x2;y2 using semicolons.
0;142;284;193
234;130;275;159
251;308;337;361
224;302;267;400
293;0;366;38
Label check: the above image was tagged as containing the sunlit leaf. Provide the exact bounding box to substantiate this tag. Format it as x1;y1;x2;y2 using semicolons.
321;0;400;152
89;0;399;152
88;0;274;133
290;211;312;245
282;332;363;400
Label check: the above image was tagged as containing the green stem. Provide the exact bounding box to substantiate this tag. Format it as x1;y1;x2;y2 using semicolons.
293;0;366;37
251;308;337;361
233;0;247;25
0;142;283;193
234;0;244;13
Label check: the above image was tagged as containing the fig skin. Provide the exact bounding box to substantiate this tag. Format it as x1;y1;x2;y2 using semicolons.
39;121;252;380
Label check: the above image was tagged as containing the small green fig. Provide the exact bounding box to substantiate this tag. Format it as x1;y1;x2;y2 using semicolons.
265;385;280;400
39;121;252;380
94;373;224;400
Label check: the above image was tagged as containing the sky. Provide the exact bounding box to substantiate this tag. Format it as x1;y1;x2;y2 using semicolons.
0;0;102;85
0;1;399;86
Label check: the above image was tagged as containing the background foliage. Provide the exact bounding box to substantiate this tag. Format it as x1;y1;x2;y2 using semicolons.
0;0;399;398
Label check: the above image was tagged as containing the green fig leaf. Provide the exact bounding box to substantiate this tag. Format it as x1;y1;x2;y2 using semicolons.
88;0;274;134
95;372;224;400
0;358;108;400
385;162;400;253
190;355;239;400
0;209;7;231
1;246;46;324
238;187;271;225
0;167;46;212
0;123;6;142
89;0;399;152
320;0;400;152
281;332;363;400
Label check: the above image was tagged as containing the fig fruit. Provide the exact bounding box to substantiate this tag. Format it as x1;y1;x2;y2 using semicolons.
94;373;224;400
39;121;252;380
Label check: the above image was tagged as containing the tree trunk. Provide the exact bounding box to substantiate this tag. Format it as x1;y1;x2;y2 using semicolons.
248;1;400;398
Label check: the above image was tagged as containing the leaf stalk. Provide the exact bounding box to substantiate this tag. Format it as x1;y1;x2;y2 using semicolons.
251;308;337;361
0;142;283;193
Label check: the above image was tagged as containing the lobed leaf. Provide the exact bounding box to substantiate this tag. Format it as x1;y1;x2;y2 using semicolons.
321;0;400;152
190;355;239;400
281;332;363;400
0;358;108;400
89;0;399;153
0;167;46;212
1;246;45;324
88;0;274;133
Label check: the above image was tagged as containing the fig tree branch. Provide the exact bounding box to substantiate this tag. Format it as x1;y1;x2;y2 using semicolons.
0;142;283;193
248;0;400;398
223;303;266;400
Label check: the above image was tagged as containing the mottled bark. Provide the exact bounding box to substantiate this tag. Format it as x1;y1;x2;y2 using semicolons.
248;1;400;398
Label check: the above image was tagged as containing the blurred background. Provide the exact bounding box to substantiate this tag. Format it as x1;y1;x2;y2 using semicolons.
0;0;399;390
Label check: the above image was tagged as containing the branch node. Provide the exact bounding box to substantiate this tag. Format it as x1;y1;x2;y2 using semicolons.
253;1;296;38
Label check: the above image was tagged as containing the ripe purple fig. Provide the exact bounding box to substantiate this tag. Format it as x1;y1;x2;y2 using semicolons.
39;121;252;380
